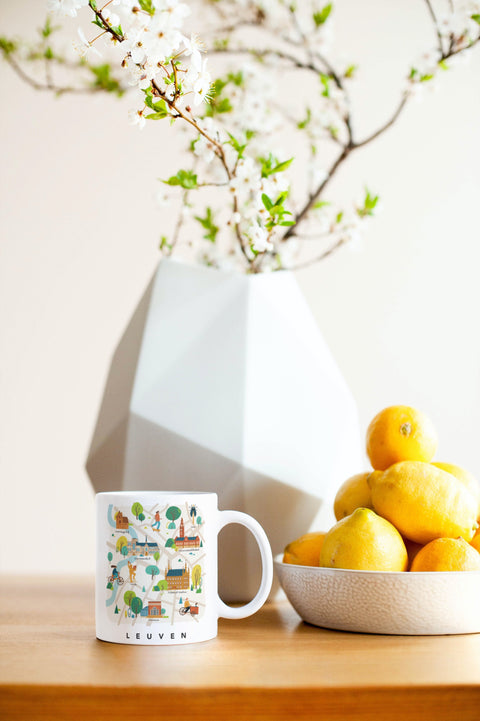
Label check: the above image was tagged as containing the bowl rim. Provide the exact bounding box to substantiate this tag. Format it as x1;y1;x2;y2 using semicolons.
273;553;480;577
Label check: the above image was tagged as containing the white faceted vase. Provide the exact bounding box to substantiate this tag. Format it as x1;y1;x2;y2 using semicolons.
87;259;363;600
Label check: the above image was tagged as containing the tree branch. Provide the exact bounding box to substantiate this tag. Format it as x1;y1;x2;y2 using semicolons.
2;51;104;95
282;145;352;241
290;236;348;271
424;0;445;58
353;93;408;148
208;45;321;73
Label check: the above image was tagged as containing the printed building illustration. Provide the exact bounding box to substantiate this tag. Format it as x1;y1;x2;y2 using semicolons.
140;600;163;618
116;511;129;530
127;536;159;557
165;560;190;590
174;518;201;550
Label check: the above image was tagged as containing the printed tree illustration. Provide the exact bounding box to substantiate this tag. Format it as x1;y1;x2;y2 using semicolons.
197;517;203;527
131;502;144;520
192;565;202;590
116;536;128;554
138;513;145;522
154;551;160;563
190;505;197;525
165;538;177;550
146;565;160;581
124;590;135;608
114;605;119;614
106;581;113;590
157;580;168;591
131;596;143;617
166;506;181;529
121;545;129;559
107;552;113;563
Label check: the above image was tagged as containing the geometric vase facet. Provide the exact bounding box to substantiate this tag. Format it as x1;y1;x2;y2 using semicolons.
86;259;363;600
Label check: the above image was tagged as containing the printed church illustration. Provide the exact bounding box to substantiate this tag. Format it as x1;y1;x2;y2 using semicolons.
127;536;159;556
165;560;190;590
174;518;201;550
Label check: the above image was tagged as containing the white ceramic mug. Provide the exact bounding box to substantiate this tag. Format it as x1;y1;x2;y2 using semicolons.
95;491;273;645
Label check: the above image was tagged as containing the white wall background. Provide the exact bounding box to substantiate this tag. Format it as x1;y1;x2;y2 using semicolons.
1;0;480;574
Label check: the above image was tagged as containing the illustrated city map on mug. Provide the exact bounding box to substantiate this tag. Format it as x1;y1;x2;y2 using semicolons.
103;500;206;630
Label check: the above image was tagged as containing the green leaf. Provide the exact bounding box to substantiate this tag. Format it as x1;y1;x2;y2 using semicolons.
313;3;332;27
319;73;331;97
364;189;379;210
270;158;293;175
164;169;198;189
297;108;311;129
194;207;219;243
40;17;58;38
89;64;123;96
212;78;227;96
344;64;357;78
471;14;480;24
139;0;155;15
227;133;247;158
44;47;54;60
0;36;17;55
262;194;273;211
143;89;167;113
159;236;172;251
92;17;105;29
227;71;244;86
419;73;434;82
258;154;293;178
313;201;330;210
213;38;229;51
110;24;124;38
335;211;344;224
280;220;295;226
146;110;168;120
357;188;379;217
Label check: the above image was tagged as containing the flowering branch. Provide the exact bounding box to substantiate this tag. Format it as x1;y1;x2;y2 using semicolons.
2;0;480;272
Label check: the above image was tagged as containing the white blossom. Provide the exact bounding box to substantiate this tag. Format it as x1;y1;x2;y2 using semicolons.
128;108;146;129
47;0;88;18
191;57;213;106
73;27;102;60
248;222;273;253
183;32;206;67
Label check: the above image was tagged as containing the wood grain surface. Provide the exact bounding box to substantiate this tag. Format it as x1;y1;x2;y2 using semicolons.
1;576;480;720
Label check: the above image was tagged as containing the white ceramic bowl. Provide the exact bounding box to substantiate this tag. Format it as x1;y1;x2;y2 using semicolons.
274;555;480;635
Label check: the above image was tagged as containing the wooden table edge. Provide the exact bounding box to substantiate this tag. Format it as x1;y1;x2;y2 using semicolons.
2;683;480;721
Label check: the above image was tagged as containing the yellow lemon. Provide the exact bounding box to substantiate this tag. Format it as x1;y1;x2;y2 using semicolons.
366;405;438;471
283;531;326;566
410;537;480;572
333;472;375;521
368;461;478;544
433;462;480;518
471;529;480;554
319;507;408;572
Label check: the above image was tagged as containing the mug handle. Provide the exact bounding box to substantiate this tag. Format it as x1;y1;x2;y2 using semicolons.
216;510;273;619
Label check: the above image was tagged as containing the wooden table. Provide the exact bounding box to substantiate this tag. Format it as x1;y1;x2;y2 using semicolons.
1;577;480;720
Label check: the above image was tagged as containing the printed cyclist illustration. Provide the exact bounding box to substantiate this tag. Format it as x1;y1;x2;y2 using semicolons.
108;564;124;586
179;596;199;616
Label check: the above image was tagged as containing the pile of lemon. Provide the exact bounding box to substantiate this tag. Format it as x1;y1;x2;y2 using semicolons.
283;405;480;572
